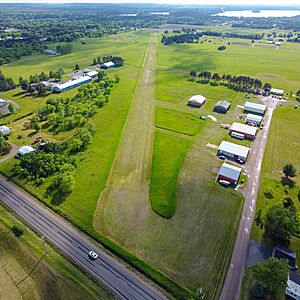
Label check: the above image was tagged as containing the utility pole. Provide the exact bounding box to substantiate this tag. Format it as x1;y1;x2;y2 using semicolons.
196;288;205;299
40;235;47;254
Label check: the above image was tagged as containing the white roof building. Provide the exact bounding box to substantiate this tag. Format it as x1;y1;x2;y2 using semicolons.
286;272;300;300
53;76;92;93
0;125;11;136
218;141;250;161
101;61;115;69
245;113;263;125
244;101;266;115
270;88;284;96
230;122;257;138
18;145;35;156
0;99;7;107
188;95;206;107
86;70;98;78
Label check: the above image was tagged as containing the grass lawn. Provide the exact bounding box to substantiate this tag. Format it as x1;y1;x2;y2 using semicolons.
157;36;300;93
150;131;189;218
155;106;205;136
262;103;300;185
0;204;112;300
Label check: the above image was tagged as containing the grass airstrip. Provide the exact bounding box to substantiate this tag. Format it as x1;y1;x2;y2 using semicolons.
1;28;300;299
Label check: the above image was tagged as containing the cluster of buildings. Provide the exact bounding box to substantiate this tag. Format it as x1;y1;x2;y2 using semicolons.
186;93;268;187
42;62;116;94
216;100;267;187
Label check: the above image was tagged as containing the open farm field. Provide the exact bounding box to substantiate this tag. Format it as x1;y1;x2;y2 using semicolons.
157;37;300;93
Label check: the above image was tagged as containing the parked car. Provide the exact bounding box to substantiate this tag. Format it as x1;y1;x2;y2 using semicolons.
218;155;226;160
236;158;245;164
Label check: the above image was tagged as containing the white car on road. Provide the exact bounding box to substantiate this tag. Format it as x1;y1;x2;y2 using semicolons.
88;250;98;260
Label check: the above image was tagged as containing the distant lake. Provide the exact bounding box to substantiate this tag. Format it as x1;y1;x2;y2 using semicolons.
216;10;300;18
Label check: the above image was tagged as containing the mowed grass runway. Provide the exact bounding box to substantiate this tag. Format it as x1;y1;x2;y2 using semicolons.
93;32;244;298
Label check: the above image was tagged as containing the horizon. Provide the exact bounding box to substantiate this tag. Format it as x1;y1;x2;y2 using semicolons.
1;0;300;7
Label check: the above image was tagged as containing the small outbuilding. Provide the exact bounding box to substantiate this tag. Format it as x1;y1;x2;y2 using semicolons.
214;100;231;114
188;95;206;107
244;101;266;116
44;49;59;56
18;145;35;156
86;70;98;78
217;162;242;185
273;245;298;271
286;272;300;300
100;61;115;69
218;141;250;162
0;125;11;136
270;88;284;96
230;122;257;140
245;113;263;126
0;99;7;107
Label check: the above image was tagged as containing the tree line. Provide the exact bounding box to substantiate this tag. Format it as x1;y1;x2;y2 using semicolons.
0;42;45;65
92;55;124;67
161;31;263;45
56;43;73;55
189;70;270;94
0;71;16;92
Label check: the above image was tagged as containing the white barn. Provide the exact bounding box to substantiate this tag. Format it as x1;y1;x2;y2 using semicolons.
270;88;284;96
0;125;11;136
245;114;263;126
218;141;250;162
244;101;266;116
188;95;206;107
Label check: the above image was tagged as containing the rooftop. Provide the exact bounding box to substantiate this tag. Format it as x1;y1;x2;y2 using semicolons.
219;141;250;158
102;61;115;67
53;76;92;90
275;245;296;259
219;163;242;181
188;95;206;104
245;101;266;112
215;100;231;109
246;113;263;121
290;272;300;285
86;70;98;77
270;88;284;95
231;122;257;136
19;145;35;155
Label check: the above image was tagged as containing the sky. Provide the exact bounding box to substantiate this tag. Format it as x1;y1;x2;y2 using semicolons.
1;0;300;6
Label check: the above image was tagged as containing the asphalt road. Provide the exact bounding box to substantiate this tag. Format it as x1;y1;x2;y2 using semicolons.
220;97;278;300
0;174;166;300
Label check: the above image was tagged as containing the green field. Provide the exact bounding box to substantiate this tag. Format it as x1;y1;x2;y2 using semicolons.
155;106;205;135
0;205;112;300
150;131;189;218
157;36;300;94
2;27;300;299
